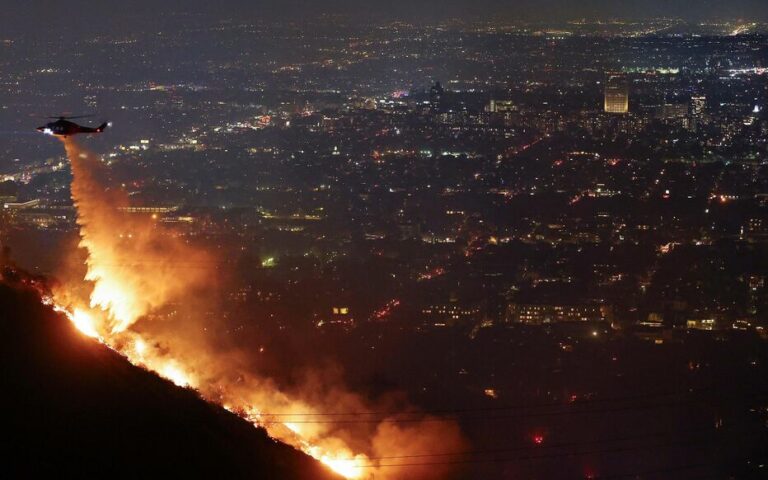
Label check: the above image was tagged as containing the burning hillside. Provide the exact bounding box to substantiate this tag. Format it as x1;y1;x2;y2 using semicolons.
0;276;342;479
42;138;466;480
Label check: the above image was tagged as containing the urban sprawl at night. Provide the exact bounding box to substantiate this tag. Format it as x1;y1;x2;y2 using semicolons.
1;5;767;479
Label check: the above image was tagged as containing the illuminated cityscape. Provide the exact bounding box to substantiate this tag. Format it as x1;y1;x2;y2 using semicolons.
1;1;768;479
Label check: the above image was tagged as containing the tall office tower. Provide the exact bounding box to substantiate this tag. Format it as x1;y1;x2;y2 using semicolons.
488;99;515;113
691;95;707;117
429;81;444;113
604;74;629;114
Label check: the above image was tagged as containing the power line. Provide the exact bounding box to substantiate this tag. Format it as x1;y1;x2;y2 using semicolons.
350;430;765;469
259;388;714;417
262;393;766;424
351;426;740;461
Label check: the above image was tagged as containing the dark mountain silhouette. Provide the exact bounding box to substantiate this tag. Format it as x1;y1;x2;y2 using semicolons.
0;277;341;480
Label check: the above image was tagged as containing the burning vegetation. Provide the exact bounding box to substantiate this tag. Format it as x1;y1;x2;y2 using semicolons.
0;278;342;480
48;138;466;479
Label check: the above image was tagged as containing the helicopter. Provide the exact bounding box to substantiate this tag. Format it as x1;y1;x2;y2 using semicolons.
37;115;109;137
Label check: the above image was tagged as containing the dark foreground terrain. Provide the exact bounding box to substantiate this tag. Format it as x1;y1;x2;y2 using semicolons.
0;279;340;480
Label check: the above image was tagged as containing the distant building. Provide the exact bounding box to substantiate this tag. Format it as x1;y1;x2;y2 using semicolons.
508;302;610;324
429;81;444;113
604;74;629;114
658;103;688;120
118;206;179;214
488;100;516;113
743;218;768;240
317;306;355;329
690;95;706;117
17;212;57;228
685;317;722;331
421;294;485;328
398;222;421;240
747;274;765;315
3;199;40;211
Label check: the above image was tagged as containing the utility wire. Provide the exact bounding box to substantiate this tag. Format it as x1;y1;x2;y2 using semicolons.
259;388;715;416
350;430;765;469
262;392;767;424
356;425;753;461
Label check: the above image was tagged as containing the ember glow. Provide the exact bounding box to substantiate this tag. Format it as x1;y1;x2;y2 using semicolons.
51;138;464;480
160;362;192;388
70;308;100;339
61;138;213;334
53;305;377;480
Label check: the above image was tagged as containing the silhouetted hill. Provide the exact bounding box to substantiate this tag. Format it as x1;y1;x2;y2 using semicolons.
0;280;341;479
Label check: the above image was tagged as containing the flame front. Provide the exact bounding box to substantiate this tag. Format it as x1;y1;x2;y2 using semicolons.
54;138;375;479
52;138;464;480
57;300;371;479
70;308;100;339
61;137;212;334
318;453;367;479
88;273;140;333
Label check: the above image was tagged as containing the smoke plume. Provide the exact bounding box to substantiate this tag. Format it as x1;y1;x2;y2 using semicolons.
53;138;467;479
62;138;212;333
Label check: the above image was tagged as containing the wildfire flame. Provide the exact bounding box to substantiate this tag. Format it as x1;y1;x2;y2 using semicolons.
70;308;100;339
61;137;213;334
160;362;192;388
316;452;367;479
57;303;371;479
50;138;465;480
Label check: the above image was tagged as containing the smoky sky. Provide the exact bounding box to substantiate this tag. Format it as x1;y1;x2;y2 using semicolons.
3;0;768;24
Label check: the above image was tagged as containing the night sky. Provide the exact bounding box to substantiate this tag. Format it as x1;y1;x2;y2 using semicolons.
3;0;768;23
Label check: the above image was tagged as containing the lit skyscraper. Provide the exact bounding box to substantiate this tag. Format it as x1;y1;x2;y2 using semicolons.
691;95;707;116
429;81;444;113
604;74;629;114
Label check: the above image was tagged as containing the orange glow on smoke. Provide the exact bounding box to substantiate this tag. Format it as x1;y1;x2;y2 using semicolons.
70;308;100;338
61;137;212;334
51;138;464;480
160;362;192;388
316;452;367;479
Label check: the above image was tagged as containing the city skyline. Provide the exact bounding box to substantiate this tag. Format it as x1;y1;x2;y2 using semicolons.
1;7;767;480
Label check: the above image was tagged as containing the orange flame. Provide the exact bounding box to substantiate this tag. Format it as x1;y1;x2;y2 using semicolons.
70;308;100;338
61;138;212;333
54;138;376;478
52;138;464;480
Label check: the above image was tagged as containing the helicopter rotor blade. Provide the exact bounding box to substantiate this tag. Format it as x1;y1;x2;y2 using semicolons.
46;114;95;120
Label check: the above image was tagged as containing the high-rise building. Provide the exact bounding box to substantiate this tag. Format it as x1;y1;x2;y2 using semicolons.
507;302;610;324
604;74;629;114
488;99;515;113
691;95;707;117
429;81;444;113
659;103;688;120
